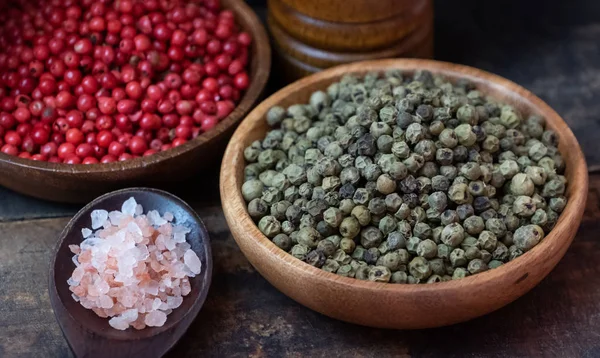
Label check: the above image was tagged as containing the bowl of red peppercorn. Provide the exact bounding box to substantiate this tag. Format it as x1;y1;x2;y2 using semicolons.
0;0;270;203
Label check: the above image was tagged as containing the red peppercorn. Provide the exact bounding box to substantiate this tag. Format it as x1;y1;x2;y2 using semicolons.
233;72;250;90
97;97;117;115
57;142;75;159
63;51;81;69
1;144;19;156
64;155;81;164
117;99;138;114
128;136;147;155
56;91;75;109
65;128;84;145
96;115;114;131
74;38;93;55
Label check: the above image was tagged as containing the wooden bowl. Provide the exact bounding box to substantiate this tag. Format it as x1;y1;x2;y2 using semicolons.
220;59;588;329
49;188;212;357
0;0;271;203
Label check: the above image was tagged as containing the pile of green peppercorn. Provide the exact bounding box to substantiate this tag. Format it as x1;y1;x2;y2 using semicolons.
241;70;567;284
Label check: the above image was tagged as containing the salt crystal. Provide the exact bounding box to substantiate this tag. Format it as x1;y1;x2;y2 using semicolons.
68;197;196;331
144;310;167;327
152;298;162;310
72;255;80;267
184;250;202;275
122;309;138;323
126;221;143;237
121;197;137;216
147;210;167;226
67;277;79;286
81;228;92;238
108;211;125;226
99;295;114;309
167;296;183;309
91;210;109;230
109;317;129;330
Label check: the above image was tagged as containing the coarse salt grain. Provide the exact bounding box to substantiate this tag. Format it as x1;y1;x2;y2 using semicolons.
68;197;201;331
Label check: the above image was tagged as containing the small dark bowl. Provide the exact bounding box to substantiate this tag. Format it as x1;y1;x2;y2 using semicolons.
0;0;271;203
48;188;212;357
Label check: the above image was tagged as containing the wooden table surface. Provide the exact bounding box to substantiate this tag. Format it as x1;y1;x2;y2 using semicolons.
2;0;600;357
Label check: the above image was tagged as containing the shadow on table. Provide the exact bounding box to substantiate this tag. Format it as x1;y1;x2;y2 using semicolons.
167;219;600;357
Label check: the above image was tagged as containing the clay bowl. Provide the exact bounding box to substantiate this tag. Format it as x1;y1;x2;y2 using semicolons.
220;59;588;329
0;0;271;203
49;188;212;358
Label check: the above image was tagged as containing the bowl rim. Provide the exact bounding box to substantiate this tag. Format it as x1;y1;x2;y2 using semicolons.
220;58;589;294
0;0;271;174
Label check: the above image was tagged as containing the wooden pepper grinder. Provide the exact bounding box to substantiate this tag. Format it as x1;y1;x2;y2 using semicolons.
267;0;434;84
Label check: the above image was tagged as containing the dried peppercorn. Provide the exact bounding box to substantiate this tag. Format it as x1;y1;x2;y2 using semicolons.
243;71;567;284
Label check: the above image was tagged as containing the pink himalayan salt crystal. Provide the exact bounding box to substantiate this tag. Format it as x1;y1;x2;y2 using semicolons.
68;197;200;331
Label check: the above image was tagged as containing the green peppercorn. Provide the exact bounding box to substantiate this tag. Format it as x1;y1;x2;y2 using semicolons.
492;242;509;261
549;196;567;213
242;179;264;202
524;166;547;186
467;259;488;274
322;259;340;273
452;267;468;280
291;244;310;260
513;225;545;251
454;124;477;146
542;179;565;198
305;250;327;268
360;226;384;248
390;271;408;283
337;216;359;239
367;266;391;282
270;200;291;221
272;234;292;251
323;207;343;228
487;260;503;269
248;198;269;220
416;239;437;259
379;215;398;236
373;174;395;196
463;216;484;235
486;218;507;237
450;248;468;267
409;257;432;280
465;246;482;260
368;197;387;216
510;173;535;196
448;183;472;205
316;239;337;257
513;195;536;217
363;247;380;265
258;216;281;238
281;221;295;235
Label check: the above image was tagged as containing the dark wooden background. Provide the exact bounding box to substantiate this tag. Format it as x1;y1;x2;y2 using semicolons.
1;1;600;357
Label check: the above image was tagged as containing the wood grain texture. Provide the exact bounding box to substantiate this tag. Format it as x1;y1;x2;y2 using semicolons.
0;0;271;204
279;0;415;23
220;59;588;329
2;179;600;357
268;14;434;69
48;188;212;358
268;0;432;51
267;0;434;83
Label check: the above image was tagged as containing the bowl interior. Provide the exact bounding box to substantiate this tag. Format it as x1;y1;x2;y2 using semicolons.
0;0;271;175
224;58;588;291
51;188;212;340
